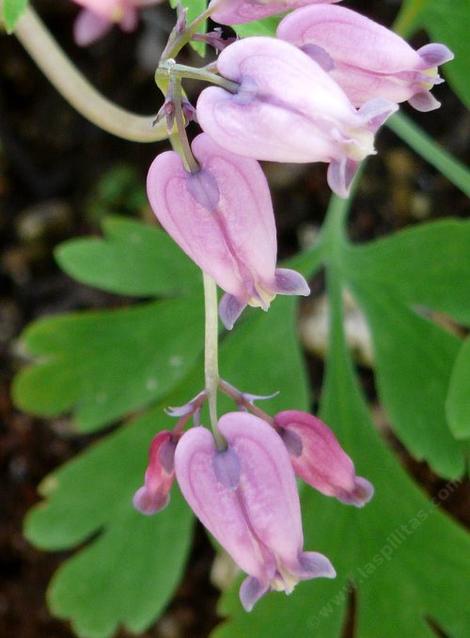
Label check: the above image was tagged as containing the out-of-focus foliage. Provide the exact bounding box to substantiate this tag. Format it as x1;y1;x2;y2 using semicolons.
396;0;470;108
2;0;29;32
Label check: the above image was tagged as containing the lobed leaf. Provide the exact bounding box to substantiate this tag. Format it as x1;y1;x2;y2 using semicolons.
25;406;194;638
446;337;470;439
213;266;470;638
55;216;199;297
13;297;204;432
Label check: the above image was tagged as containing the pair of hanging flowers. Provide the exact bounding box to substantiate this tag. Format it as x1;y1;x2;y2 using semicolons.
119;0;452;611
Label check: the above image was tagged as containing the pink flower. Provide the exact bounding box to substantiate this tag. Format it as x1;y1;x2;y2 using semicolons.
146;133;310;330
196;37;397;197
208;0;341;26
174;412;335;611
133;430;177;515
277;5;453;111
72;0;161;46
274;411;374;507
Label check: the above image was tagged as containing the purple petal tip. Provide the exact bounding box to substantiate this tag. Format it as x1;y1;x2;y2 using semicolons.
408;91;441;112
337;476;374;508
418;43;454;67
132;487;169;516
239;576;269;612
297;551;336;580
274;268;310;297
219;293;246;330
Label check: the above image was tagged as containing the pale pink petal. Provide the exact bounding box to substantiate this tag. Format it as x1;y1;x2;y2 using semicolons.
174;426;276;583
74;9;113;46
277;5;453;108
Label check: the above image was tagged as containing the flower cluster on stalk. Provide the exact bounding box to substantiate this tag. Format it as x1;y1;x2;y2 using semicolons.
130;0;453;611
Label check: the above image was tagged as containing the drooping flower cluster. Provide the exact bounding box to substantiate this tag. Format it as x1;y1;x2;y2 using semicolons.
72;0;161;46
133;0;453;612
134;385;373;610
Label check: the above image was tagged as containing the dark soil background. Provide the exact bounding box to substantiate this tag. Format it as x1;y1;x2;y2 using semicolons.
1;1;469;637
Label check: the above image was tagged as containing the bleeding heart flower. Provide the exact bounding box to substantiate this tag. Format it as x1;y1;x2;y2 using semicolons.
277;4;453;111
174;412;335;611
146;133;310;330
196;37;398;197
274;410;374;507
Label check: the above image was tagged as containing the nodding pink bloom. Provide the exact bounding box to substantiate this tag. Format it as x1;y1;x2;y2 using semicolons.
274;411;374;507
196;37;397;197
133;430;177;515
175;413;335;611
72;0;161;46
277;5;454;112
147;133;310;330
208;0;341;26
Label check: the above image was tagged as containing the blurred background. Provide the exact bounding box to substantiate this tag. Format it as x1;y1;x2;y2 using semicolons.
1;1;469;636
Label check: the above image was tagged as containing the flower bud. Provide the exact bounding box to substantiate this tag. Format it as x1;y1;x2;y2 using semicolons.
174;413;335;611
147;133;309;329
208;0;341;26
274;410;374;507
196;37;397;197
133;430;177;515
277;5;454;111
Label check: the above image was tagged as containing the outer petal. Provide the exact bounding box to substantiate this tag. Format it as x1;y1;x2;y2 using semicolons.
197;37;376;165
147;133;277;303
209;0;341;26
218;412;304;572
275;410;374;507
174;426;276;583
277;5;452;106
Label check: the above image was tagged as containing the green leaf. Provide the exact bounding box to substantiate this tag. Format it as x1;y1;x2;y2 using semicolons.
349;279;464;477
214;265;470;638
421;0;470;110
232;16;280;39
24;406;194;638
342;220;470;476
446;336;470;439
387;113;470;199
344;220;470;326
2;0;29;32
394;0;470;109
220;296;309;413
55;216;199;297
13;297;204;431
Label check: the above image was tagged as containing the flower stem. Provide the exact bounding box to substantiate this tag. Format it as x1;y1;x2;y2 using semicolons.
160;6;215;61
156;61;239;94
172;76;199;173
203;273;224;448
9;5;168;143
